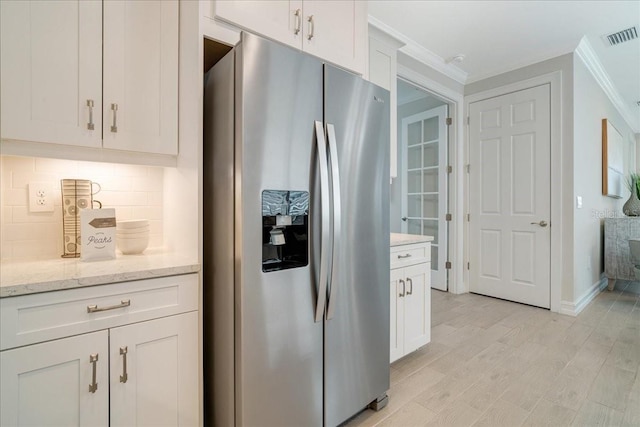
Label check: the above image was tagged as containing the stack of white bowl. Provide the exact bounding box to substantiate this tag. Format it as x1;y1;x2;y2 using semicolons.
116;219;149;255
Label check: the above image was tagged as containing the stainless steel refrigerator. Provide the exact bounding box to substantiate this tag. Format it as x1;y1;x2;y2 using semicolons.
203;33;390;427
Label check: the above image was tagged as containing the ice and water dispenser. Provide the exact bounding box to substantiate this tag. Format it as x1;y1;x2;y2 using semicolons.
262;190;309;272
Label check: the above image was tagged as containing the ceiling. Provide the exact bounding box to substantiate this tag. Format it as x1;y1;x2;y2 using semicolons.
369;0;640;131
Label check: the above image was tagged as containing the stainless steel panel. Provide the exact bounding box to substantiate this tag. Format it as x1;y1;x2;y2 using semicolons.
323;66;390;427
203;50;236;426
237;33;324;427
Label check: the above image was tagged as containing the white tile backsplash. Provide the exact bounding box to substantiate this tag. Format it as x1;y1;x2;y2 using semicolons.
1;155;164;260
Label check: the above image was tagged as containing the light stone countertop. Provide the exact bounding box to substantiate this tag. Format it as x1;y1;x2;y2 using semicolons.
390;232;434;247
0;249;200;298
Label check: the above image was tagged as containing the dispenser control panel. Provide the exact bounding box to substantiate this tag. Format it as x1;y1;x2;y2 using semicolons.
261;190;309;272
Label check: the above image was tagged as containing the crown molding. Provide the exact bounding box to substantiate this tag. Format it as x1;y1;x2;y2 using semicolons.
368;21;405;49
575;37;639;133
368;16;468;85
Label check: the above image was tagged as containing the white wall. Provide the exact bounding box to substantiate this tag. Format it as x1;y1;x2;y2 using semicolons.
572;55;637;302
0;155;164;259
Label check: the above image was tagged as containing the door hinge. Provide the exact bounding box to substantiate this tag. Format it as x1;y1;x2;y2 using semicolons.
446;117;452;126
446;213;452;221
466;164;470;173
447;165;452;174
467;262;470;270
467;213;470;221
445;261;452;269
466;116;470;125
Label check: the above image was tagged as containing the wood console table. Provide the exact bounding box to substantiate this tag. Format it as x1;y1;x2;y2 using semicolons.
604;217;640;290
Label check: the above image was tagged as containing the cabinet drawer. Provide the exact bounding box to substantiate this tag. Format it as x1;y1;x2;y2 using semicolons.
390;243;430;269
1;274;198;350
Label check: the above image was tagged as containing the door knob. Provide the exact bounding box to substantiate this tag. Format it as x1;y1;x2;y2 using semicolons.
401;217;407;222
530;220;548;227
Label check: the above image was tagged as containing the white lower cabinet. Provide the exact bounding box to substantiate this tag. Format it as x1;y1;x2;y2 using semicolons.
390;242;431;363
0;275;199;426
110;312;199;427
0;331;110;426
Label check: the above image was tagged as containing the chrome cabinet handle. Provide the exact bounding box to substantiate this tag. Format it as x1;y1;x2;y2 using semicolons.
119;346;128;383
307;15;314;40
397;254;412;259
89;354;98;393
110;103;118;133
86;99;95;130
293;9;301;35
399;279;405;297
406;278;413;295
325;124;342;320
87;299;130;313
314;121;330;323
530;220;548;227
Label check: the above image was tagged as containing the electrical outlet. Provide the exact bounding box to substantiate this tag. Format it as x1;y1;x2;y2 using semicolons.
28;182;54;212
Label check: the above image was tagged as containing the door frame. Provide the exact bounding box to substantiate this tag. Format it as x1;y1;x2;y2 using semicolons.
464;71;563;313
398;64;465;295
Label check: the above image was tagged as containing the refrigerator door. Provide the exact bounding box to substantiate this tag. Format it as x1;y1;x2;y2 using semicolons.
323;65;391;426
236;33;324;426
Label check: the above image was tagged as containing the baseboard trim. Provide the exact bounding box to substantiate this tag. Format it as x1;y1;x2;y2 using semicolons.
559;277;607;316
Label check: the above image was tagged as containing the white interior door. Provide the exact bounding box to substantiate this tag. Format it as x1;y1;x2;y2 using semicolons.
469;84;551;308
401;105;448;291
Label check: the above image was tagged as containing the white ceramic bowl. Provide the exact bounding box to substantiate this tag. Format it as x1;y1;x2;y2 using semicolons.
116;235;149;255
116;219;149;229
117;231;150;239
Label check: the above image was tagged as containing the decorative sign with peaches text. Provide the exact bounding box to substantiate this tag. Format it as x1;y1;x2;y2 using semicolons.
81;208;116;261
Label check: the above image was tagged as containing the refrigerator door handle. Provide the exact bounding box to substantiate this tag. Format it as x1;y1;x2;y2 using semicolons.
325;123;342;320
314;120;330;323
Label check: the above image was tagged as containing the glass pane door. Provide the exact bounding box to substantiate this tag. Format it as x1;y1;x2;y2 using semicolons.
400;104;448;291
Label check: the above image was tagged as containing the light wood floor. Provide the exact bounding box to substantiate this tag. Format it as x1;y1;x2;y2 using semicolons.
346;281;640;427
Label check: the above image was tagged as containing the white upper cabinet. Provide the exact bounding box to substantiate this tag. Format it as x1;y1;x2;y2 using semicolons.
301;1;366;74
0;0;102;148
103;0;179;155
0;0;178;156
212;0;366;74
214;1;301;48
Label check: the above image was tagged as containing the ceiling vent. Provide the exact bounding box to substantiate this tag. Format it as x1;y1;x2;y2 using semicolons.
605;26;638;46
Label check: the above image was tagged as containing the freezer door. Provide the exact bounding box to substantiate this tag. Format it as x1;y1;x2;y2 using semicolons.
236;33;324;427
324;65;391;426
